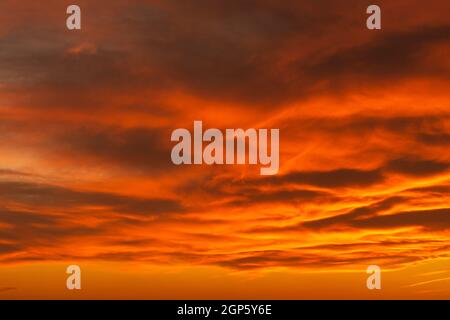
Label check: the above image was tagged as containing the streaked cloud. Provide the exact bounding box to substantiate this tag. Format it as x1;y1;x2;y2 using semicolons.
0;0;449;298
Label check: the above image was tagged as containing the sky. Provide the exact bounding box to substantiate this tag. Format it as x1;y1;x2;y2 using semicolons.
0;0;449;299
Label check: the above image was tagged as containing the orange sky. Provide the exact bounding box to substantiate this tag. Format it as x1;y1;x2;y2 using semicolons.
0;0;449;299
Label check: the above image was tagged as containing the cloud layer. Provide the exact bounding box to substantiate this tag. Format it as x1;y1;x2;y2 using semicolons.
0;0;449;292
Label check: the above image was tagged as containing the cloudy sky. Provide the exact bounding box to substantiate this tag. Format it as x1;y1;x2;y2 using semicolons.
0;0;449;299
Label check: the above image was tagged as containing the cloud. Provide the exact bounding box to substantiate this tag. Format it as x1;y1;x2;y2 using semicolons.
351;208;450;231
257;168;384;189
386;158;450;177
53;125;174;173
0;180;184;216
211;246;438;270
301;205;450;233
303;196;406;230
226;189;330;207
0;206;99;260
417;133;450;146
0;168;34;177
0;0;449;278
302;25;450;90
4;0;447;112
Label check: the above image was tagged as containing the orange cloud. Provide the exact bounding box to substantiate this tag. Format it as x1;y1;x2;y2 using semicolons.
0;0;449;299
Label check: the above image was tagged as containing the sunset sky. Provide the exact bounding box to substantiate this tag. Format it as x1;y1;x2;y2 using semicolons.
0;0;449;299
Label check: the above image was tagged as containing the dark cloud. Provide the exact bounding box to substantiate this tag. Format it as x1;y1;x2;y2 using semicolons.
303;196;406;230
0;168;34;177
53;125;173;173
260;168;384;188
417;133;450;146
281;114;450;142
298;239;446;251
0;243;23;255
386;158;450;177
0;189;181;261
302;25;450;90
351;208;450;231
0;207;56;226
120;0;341;105
6;0;448;110
246;196;407;233
408;184;450;195
227;189;330;207
176;174;333;209
0;207;98;259
0;27;137;88
88;249;203;264
213;248;426;270
300;204;450;232
0;119;177;175
0;181;184;215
